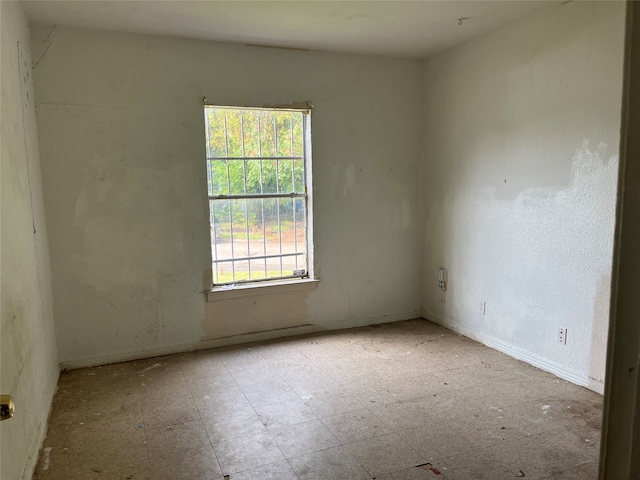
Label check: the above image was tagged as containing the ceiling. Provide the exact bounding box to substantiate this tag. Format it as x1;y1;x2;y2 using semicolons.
21;1;559;59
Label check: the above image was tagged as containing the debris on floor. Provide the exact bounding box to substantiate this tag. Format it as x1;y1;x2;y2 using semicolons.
416;463;442;475
516;469;525;477
41;447;52;471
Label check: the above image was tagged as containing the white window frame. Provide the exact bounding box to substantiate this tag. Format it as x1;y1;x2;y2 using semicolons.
204;105;314;289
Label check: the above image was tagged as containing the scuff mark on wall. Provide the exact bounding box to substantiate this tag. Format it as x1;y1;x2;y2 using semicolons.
32;25;56;70
202;289;310;340
589;274;612;393
344;163;356;196
32;24;423;366
317;67;363;101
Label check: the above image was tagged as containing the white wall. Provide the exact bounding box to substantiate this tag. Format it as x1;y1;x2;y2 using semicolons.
422;1;625;393
0;2;60;478
30;26;424;367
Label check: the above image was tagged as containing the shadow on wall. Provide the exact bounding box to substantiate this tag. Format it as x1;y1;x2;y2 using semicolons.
589;274;612;394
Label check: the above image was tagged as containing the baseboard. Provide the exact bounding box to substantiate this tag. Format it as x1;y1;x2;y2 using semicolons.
424;314;591;388
60;310;422;369
197;310;422;350
60;341;199;369
22;420;46;480
23;367;60;480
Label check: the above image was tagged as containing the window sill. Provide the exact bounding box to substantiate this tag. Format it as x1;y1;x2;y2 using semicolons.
206;278;319;302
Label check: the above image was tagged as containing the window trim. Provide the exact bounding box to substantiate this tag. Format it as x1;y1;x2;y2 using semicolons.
203;104;315;290
207;278;319;302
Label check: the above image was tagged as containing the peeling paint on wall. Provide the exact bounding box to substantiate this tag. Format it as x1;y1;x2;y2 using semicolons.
422;1;624;392
31;24;423;366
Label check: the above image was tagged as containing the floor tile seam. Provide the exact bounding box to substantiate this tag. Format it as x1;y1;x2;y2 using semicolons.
338;370;443;391
395;416;473;444
439;443;516;476
270;425;343;460
263;363;327;412
198;415;226;478
142;405;204;432
536;464;597;480
310;414;355;446
503;415;572;439
286;444;375;479
461;432;549;467
576;460;600;477
185;362;245;407
491;394;571;411
318;418;395;445
319;428;415;451
218;457;302;479
345;435;429;479
142;380;200;408
290;343;324;368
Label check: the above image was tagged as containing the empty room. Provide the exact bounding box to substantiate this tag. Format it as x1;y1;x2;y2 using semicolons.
2;1;640;479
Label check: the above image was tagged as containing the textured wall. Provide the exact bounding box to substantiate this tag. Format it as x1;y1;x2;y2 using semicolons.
31;26;424;367
0;2;59;478
422;1;625;393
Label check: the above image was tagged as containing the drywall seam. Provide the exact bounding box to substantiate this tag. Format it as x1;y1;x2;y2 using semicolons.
425;313;591;387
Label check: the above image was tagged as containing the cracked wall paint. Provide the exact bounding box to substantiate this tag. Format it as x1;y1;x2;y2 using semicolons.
31;25;423;366
422;1;624;393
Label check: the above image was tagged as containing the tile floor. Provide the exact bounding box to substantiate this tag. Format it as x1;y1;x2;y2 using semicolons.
34;319;603;480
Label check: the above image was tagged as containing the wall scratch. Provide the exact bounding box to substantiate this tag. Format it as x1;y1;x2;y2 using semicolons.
318;67;363;102
33;25;57;70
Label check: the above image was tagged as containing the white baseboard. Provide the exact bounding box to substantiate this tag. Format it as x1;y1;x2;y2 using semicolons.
424;314;591;388
60;311;422;369
23;368;60;480
23;421;46;480
60;342;200;369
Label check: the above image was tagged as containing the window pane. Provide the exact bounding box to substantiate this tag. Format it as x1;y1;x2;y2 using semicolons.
244;159;261;194
276;112;292;157
225;111;243;157
242;111;260;157
206;109;226;157
209;160;228;196
211;199;230;246
214;261;234;284
278;159;293;193
292;114;304;157
262;159;278;194
294;159;305;194
227;160;244;195
259;112;276;157
266;256;283;279
250;259;266;281
205;106;309;285
294;197;306;248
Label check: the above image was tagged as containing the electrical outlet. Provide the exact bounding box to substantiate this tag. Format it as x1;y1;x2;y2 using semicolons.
479;301;486;315
558;328;567;345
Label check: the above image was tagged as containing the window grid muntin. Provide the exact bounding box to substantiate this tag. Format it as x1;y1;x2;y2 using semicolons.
205;106;309;286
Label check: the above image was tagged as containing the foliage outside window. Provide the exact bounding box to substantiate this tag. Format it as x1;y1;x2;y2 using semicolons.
204;106;312;286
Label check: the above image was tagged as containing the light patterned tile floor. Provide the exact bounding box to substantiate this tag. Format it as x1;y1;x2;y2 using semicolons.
34;320;602;480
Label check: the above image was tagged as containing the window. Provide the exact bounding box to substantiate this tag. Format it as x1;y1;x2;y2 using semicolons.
204;106;312;286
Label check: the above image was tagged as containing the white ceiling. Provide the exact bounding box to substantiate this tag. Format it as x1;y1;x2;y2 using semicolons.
21;1;558;59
